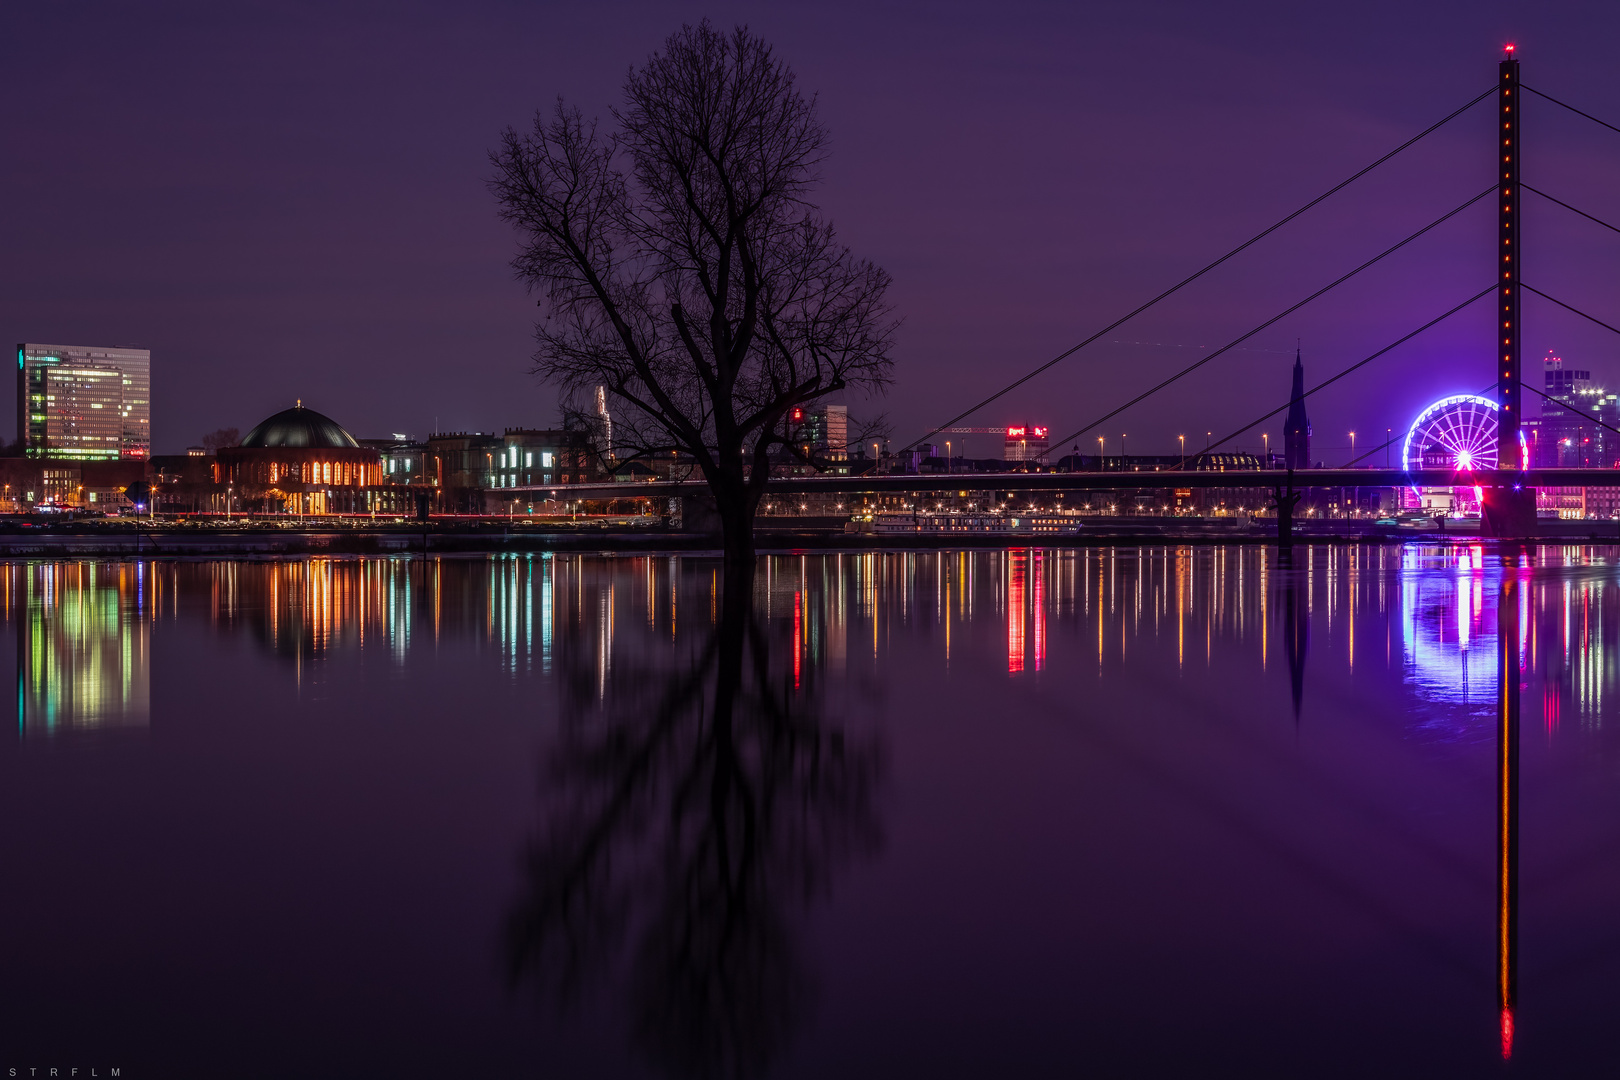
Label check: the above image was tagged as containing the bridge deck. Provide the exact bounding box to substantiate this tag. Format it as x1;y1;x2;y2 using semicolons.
507;469;1618;500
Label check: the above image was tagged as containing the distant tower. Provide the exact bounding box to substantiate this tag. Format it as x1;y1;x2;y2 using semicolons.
1284;348;1312;470
594;386;613;459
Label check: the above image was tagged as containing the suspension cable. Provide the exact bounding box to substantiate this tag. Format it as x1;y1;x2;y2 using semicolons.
1519;379;1620;442
1047;186;1494;458
903;84;1499;450
1522;284;1620;337
1523;184;1620;236
1186;284;1496;464
1522;84;1620;137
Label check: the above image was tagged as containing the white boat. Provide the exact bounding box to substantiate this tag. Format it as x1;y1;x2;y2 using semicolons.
847;510;1082;536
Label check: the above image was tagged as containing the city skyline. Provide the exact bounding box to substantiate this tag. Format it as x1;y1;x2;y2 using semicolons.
11;2;1620;456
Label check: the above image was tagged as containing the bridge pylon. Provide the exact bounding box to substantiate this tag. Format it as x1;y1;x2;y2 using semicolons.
1483;47;1538;536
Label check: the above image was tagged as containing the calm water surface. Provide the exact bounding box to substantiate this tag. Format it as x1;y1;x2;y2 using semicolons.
3;545;1620;1077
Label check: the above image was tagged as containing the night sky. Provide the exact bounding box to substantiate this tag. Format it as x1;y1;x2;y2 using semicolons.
7;1;1620;459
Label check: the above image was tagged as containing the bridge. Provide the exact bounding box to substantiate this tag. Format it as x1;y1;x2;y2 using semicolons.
515;467;1613;502
502;50;1620;541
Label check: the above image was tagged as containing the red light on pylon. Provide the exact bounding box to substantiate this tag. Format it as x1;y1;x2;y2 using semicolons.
790;407;804;423
1505;43;1515;52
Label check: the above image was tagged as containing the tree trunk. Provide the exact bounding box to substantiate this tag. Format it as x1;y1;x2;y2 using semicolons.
714;483;759;585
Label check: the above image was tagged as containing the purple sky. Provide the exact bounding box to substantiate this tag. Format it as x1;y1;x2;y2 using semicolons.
7;1;1620;459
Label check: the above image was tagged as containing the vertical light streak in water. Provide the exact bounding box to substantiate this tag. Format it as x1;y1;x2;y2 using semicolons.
868;554;878;661
1457;555;1472;651
1108;546;1116;617
1260;549;1269;671
523;557;534;674
1134;549;1143;636
1347;547;1356;673
1562;579;1571;669
646;557;655;629
793;589;803;690
1098;555;1107;670
1175;548;1185;670
1033;550;1046;672
1008;550;1026;674
1236;547;1245;641
1152;548;1161;636
1497;555;1521;1061
1082;549;1089;619
596;576;615;700
541;554;554;674
669;554;678;641
1326;545;1336;635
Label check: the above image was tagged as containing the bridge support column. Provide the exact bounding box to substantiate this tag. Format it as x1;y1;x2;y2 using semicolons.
1481;485;1536;538
1271;475;1302;545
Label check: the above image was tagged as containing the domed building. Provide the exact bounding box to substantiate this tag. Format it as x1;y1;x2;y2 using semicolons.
216;402;384;514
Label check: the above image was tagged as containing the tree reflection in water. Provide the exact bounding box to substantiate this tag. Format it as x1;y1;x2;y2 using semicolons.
505;571;884;1079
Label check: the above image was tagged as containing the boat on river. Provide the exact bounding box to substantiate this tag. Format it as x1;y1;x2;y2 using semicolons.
846;510;1082;536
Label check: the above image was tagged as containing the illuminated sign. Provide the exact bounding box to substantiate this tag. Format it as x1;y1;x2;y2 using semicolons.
1006;426;1025;438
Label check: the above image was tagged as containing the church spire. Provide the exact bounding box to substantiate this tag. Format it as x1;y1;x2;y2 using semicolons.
1285;348;1312;470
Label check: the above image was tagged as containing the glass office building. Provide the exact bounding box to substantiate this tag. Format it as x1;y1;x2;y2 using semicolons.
17;344;151;459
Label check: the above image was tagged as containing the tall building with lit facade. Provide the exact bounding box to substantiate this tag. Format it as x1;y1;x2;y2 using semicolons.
1523;352;1620;467
1003;425;1050;462
801;405;849;460
17;343;151;460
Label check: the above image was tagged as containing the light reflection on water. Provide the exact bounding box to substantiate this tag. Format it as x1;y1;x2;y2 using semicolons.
4;545;1620;1075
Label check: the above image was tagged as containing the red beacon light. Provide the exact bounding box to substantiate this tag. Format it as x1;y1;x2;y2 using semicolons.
790;406;804;424
1505;43;1516;54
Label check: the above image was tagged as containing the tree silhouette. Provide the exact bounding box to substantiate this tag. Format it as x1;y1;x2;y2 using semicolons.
489;21;898;575
505;577;883;1078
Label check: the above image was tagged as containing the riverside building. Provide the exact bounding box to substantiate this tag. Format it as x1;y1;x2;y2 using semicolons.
17;343;151;460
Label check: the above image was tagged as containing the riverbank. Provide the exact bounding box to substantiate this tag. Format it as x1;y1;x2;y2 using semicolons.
0;515;1617;556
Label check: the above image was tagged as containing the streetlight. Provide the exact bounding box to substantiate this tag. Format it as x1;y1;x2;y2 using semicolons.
945;440;952;476
1386;428;1392;468
1097;435;1105;467
1349;430;1356;463
1178;434;1185;463
1262;432;1269;460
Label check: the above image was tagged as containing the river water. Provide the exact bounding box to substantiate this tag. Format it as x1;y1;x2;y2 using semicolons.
2;545;1619;1078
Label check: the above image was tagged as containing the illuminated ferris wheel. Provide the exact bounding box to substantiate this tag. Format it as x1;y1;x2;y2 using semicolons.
1401;395;1500;472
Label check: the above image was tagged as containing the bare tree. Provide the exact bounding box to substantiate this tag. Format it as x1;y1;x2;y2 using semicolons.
489;21;898;577
201;427;240;453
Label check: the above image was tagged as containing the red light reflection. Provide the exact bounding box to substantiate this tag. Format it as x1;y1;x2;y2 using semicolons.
1008;551;1026;673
